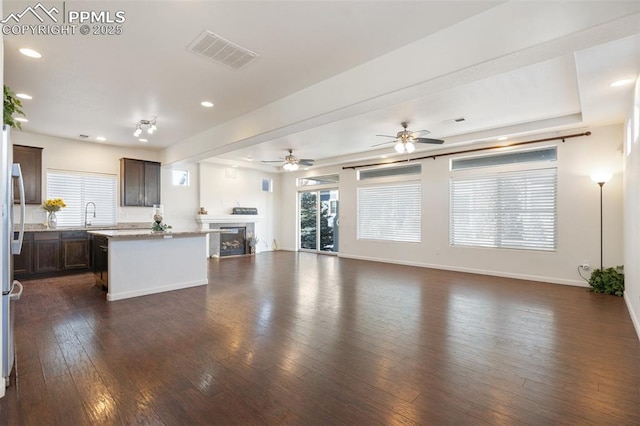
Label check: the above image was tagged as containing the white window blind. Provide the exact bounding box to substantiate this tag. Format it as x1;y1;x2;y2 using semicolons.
358;164;421;180
450;168;557;251
357;183;421;242
46;170;117;227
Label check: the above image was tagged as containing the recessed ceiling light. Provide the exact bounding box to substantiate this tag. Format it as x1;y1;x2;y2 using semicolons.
497;136;508;141
14;117;28;123
96;136;106;141
16;93;32;100
610;79;634;87
138;138;148;143
19;48;42;58
201;101;214;108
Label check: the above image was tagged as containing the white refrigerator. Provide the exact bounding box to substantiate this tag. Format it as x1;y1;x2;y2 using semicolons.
1;125;25;387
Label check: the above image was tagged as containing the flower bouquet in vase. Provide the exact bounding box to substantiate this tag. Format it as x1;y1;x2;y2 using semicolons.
43;198;66;228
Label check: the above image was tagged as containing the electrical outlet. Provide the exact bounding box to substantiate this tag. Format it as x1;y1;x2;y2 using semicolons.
579;262;590;271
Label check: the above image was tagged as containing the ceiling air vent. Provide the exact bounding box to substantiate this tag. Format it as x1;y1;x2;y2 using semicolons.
443;117;466;125
187;30;259;70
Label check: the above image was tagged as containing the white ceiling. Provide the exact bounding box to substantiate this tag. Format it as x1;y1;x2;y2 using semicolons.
3;1;640;171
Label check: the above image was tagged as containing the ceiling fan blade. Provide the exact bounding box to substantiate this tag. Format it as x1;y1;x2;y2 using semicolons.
371;139;397;147
411;129;431;136
261;160;284;163
415;137;444;144
298;160;314;166
376;134;398;138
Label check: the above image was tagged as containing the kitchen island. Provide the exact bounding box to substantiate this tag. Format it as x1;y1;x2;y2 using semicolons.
88;229;222;302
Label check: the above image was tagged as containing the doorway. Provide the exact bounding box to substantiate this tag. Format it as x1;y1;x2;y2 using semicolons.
299;189;339;253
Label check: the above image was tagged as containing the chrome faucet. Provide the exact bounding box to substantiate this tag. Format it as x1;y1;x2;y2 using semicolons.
84;202;96;227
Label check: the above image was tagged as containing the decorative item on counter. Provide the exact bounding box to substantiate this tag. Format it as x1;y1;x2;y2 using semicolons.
246;234;259;255
151;204;172;232
198;207;208;215
42;198;66;229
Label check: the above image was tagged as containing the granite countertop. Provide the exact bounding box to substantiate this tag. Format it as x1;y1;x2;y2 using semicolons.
87;228;228;239
18;222;154;232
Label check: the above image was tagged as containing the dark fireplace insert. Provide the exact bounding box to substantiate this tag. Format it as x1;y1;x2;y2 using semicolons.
220;226;247;256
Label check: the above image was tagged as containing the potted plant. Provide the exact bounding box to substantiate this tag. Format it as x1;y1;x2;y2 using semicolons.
589;265;624;296
4;85;25;129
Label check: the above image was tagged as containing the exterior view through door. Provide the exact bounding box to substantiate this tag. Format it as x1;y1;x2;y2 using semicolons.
299;189;338;253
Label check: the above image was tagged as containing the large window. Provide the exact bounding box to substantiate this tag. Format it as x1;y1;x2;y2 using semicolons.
358;164;421;180
357;182;421;242
298;174;339;186
450;167;557;251
451;147;557;170
47;170;117;227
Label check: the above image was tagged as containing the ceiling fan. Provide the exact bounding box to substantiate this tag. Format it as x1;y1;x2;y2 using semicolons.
373;121;444;153
262;149;314;171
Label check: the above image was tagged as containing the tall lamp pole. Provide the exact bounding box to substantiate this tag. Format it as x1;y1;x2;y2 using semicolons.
591;173;612;269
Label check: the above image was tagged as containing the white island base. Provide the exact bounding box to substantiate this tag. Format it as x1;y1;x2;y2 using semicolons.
89;230;212;301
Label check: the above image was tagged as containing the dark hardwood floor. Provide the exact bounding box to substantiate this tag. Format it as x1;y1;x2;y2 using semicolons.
1;251;639;425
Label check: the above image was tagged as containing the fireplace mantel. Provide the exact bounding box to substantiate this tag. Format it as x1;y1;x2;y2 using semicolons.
195;215;262;229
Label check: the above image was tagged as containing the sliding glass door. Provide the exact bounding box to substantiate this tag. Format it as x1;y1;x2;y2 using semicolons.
299;189;339;253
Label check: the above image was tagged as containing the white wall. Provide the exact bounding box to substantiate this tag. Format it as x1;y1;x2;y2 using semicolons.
280;124;624;286
160;162;199;229
198;162;280;252
624;79;640;339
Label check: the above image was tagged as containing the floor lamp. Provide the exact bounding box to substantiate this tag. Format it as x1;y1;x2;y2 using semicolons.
591;172;612;269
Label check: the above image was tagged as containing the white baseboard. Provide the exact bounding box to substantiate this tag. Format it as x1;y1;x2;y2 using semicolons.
338;253;588;287
276;247;297;252
107;279;208;301
624;293;640;341
0;377;5;398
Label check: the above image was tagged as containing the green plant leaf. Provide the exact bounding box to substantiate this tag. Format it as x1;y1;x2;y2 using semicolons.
4;84;25;130
589;266;625;296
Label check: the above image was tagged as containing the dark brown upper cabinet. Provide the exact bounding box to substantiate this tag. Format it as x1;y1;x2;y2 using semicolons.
120;158;161;207
13;145;43;204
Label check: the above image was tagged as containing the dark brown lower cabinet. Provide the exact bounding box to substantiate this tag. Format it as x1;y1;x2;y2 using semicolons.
61;231;90;270
34;232;61;273
62;240;90;269
14;231;91;278
92;235;108;289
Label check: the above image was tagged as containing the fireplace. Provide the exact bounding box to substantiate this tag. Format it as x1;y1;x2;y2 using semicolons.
197;217;258;258
220;226;247;256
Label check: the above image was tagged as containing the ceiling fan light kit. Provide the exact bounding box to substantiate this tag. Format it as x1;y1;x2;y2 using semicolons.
375;121;445;154
262;149;314;171
395;141;415;153
283;162;299;171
